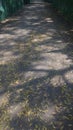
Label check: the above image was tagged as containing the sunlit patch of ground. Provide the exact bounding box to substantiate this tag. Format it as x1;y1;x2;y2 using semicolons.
32;52;73;71
65;70;73;84
50;75;65;87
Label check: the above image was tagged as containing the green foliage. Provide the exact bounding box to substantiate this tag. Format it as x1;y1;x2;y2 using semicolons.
0;0;30;21
46;0;73;21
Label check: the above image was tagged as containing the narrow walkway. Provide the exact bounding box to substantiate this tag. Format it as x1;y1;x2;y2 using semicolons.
30;0;43;3
0;2;73;130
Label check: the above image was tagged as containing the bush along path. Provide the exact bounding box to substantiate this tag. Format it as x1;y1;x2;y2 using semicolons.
0;2;73;130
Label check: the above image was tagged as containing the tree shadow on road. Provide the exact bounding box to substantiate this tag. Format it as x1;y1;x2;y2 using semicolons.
0;3;73;130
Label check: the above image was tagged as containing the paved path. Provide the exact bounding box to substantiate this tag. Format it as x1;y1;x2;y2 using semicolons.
0;2;73;130
30;0;43;3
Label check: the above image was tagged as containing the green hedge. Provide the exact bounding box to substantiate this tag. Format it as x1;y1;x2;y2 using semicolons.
0;0;30;21
45;0;73;21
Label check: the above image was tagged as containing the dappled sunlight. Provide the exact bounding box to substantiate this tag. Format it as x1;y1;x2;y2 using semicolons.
0;31;31;65
0;93;9;107
0;1;73;130
25;16;38;20
37;103;56;122
45;17;54;23
32;52;73;70
31;34;52;43
8;103;23;118
34;42;66;52
50;75;65;87
7;101;29;118
10;79;25;88
0;51;22;65
65;70;73;84
23;71;47;80
14;29;30;36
